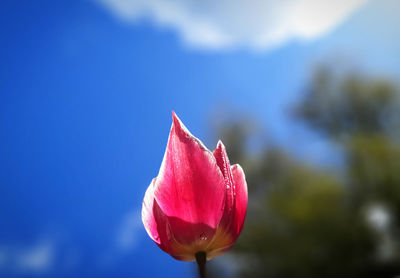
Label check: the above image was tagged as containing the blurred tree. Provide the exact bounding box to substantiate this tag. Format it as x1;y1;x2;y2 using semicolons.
211;67;400;277
296;67;400;245
295;67;400;139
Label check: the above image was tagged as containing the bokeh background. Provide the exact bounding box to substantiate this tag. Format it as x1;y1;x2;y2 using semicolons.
1;0;400;277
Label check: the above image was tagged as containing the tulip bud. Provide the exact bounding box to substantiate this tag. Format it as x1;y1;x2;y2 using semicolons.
142;112;247;261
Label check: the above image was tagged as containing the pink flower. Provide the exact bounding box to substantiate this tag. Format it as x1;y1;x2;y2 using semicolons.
142;112;248;261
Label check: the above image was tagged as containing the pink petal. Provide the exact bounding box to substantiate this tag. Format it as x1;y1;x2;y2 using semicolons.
153;112;226;242
213;141;235;214
231;164;248;237
213;141;247;241
142;178;174;254
143;179;216;261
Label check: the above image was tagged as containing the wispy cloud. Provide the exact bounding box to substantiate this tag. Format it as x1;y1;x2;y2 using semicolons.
97;0;369;51
0;239;55;274
16;239;55;273
96;208;142;268
115;209;142;251
0;248;7;268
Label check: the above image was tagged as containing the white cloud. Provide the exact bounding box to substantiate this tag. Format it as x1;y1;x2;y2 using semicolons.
115;209;142;251
16;240;55;273
0;240;55;274
96;209;142;268
97;0;369;51
367;204;391;232
365;203;396;261
0;248;7;267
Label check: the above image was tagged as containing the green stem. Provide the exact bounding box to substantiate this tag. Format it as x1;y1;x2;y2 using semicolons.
195;252;206;278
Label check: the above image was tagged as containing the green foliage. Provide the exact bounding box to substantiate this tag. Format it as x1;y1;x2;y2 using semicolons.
214;67;400;277
295;67;400;139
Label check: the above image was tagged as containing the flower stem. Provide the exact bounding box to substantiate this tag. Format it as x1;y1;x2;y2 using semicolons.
195;252;206;278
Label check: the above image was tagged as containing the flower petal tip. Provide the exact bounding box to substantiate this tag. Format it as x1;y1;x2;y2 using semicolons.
172;111;182;127
171;110;177;120
216;140;225;150
171;112;191;137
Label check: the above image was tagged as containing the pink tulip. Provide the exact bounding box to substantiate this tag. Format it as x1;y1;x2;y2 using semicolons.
142;112;248;262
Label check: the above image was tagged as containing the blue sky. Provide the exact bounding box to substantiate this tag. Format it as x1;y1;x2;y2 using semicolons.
0;0;399;277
